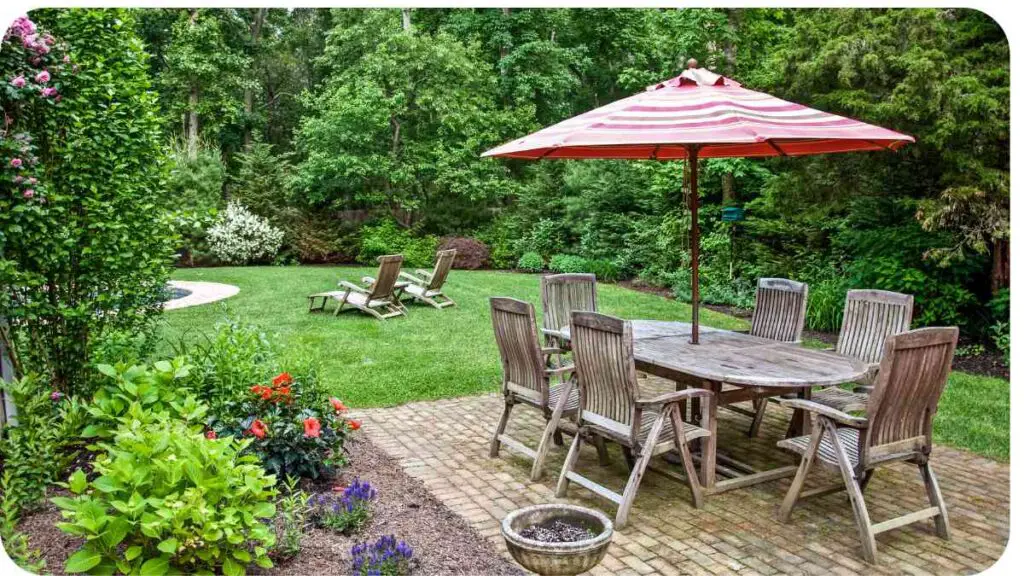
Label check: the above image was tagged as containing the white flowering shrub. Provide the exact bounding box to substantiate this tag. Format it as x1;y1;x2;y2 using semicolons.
207;202;285;264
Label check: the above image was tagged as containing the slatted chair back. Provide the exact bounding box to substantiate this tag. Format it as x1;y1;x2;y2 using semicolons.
750;278;808;343
427;249;457;291
542;274;598;334
490;297;548;406
367;255;404;301
570;311;639;439
836;290;914;365
865;327;958;458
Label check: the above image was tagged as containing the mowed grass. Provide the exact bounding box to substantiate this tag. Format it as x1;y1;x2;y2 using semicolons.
158;267;1009;461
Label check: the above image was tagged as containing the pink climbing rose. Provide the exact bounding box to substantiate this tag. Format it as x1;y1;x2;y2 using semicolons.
9;158;22;168
10;76;26;88
41;87;58;98
35;70;50;84
23;189;35;199
63;54;70;64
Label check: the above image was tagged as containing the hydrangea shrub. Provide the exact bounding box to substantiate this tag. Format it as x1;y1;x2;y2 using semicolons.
207;201;285;264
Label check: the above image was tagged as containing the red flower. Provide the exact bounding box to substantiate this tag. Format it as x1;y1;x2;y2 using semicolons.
303;417;321;438
278;386;291;396
272;372;293;387
250;419;268;439
261;388;273;401
250;385;262;394
330;397;347;413
205;430;216;440
347;419;362;431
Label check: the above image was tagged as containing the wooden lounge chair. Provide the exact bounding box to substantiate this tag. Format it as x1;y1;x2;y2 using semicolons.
729;278;808;437
776;327;958;564
810;290;914;413
540;273;598;349
489;297;578;481
307;254;406;320
556;311;713;528
398;249;457;309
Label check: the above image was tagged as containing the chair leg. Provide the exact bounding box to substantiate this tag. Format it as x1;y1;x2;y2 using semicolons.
748;397;767;438
532;384;574;481
555;432;584;498
622;446;635;470
859;469;875;490
671;406;703;508
490;401;513;458
616;412;665;528
828;421;877;564
552;430;564;446
920;460;951;540
594;436;610;466
778;419;825;523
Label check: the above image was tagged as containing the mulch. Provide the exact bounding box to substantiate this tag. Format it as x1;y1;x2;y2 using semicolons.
19;437;522;576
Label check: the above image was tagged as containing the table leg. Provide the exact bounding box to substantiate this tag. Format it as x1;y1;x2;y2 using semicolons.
785;387;812;438
700;380;719;490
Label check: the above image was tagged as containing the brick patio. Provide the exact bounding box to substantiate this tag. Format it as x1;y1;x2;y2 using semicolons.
355;377;1008;575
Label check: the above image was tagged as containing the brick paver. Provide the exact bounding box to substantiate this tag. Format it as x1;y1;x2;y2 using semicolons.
354;378;1008;575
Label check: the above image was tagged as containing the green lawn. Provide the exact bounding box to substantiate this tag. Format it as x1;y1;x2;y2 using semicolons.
158;267;1009;461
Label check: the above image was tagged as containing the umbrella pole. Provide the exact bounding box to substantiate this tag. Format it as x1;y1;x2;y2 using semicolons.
688;146;700;344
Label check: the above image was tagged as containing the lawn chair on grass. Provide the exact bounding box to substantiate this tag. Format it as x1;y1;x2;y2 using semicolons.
540;273;598;353
489;297;578;481
398;249;457;309
776;327;957;563
307;254;406;320
556;311;712;528
808;289;914;413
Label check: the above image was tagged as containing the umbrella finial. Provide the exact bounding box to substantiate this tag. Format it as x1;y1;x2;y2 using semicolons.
686;58;698;69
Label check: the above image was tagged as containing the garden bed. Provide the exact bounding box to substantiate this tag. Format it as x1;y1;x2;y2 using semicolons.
19;436;522;575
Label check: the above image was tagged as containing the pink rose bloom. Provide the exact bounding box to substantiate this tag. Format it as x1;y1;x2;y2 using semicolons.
28;177;38;184
43;34;55;45
10;76;26;88
9;158;22;168
41;87;58;98
35;70;50;83
12;17;36;37
54;94;62;103
36;44;50;55
14;176;24;184
63;55;70;64
23;189;35;199
22;33;38;48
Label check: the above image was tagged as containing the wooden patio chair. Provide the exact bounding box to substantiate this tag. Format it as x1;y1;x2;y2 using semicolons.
776;327;958;563
489;297;579;481
398;249;458;309
307;254;406;320
556;311;713;528
540;273;598;349
810;290;914;413
729;278;808;437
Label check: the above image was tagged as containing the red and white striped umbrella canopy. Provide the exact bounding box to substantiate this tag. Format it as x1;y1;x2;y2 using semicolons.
483;65;914;160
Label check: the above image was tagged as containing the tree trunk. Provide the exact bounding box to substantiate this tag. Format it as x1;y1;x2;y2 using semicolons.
500;8;511;63
401;9;412;31
243;8;267;149
992;237;1009;293
187;87;199;160
722;172;736;206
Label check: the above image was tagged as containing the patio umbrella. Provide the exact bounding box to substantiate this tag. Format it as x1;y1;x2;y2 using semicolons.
482;59;914;343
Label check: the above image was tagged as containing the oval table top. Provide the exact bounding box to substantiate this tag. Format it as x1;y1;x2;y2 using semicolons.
558;320;868;389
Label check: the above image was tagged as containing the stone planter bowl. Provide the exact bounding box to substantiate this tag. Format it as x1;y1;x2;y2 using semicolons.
501;504;614;575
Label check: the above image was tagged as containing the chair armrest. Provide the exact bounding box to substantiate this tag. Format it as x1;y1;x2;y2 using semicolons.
360;276;376;285
541;346;567;356
636;388;714;408
545;364;575;378
780;398;868;428
541;328;569;340
415;268;432;278
398;271;428;286
337;280;369;294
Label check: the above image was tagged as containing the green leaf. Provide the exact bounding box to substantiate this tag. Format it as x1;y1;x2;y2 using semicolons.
157;538;178;555
255;556;273;569
251;502;275;518
139;555;170;576
65;549;103;573
222;557;243;576
124;546;143;561
97;364;118;378
68;469;89;494
231;549;251;563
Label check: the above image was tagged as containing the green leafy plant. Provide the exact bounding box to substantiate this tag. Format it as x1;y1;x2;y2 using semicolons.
270;476;309;561
308;478;376;535
358;220;438;268
52;416;278;576
517;251;544;272
82;359;204;442
548;254;589;274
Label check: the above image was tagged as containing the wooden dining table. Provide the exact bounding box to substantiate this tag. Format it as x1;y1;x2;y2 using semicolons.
556;320;868;494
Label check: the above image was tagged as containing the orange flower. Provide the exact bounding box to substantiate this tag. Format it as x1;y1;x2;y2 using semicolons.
303;417;321;438
261;388;273;401
250;385;262;394
278;386;291;396
250;419;268;439
347;419;361;431
330;397;347;413
272;372;293;387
